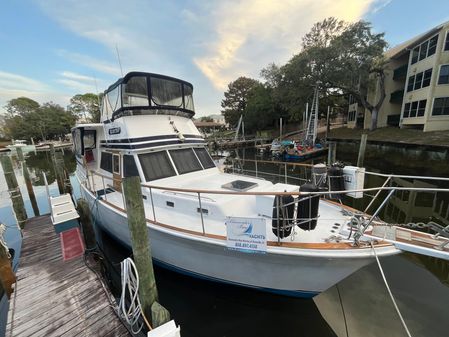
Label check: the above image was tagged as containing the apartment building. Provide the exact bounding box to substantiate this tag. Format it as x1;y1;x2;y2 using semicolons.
348;21;449;132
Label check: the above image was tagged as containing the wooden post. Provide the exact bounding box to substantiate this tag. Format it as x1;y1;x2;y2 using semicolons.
0;231;16;299
50;144;64;194
55;151;72;194
357;133;368;167
328;141;337;164
0;156;27;229
17;148;39;216
123;176;170;327
326;106;331;138
76;198;96;250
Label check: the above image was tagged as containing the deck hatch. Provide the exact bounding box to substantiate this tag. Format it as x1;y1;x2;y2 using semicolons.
221;180;258;191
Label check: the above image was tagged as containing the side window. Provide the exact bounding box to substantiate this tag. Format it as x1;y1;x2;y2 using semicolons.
123;76;149;107
169;148;202;174
112;154;120;175
139;151;176;181
123;155;139;177
194;148;215;169
100;152;112;173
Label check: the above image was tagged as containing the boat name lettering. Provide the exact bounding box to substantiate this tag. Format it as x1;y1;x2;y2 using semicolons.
108;127;121;135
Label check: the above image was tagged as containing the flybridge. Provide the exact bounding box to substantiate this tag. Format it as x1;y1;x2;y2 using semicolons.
101;72;195;122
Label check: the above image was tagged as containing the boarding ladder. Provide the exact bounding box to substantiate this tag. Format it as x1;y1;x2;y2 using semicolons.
305;84;319;147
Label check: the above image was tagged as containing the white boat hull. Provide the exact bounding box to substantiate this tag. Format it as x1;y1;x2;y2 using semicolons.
81;185;384;297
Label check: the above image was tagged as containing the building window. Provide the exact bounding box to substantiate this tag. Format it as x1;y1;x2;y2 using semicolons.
422;69;432;87
407;68;432;92
348;110;357;122
438;65;449;84
414;72;423;90
432;97;449;116
419;41;428;61
403;100;427;118
407;75;415;92
411;34;438;64
445;32;449;51
403;103;410;118
411;47;419;64
428;36;438;56
417;100;427;117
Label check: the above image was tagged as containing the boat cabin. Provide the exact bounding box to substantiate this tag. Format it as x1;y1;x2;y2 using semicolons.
72;72;214;192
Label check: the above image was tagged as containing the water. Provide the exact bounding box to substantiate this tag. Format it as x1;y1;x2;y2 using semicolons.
2;146;449;336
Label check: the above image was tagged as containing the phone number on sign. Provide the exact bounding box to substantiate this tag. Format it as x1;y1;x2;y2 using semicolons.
234;242;258;249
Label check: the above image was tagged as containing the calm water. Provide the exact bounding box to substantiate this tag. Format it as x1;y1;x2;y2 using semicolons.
1;145;449;337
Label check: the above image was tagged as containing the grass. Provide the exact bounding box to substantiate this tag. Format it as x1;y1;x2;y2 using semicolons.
328;127;449;147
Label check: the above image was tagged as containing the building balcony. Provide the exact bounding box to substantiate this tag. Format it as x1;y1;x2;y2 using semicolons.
393;64;408;81
390;89;404;104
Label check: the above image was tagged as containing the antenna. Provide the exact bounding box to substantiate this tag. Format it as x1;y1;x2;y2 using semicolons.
115;44;124;77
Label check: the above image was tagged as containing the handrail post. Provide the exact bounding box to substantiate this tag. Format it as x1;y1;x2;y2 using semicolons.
149;187;156;222
197;192;205;235
101;176;107;201
364;175;392;213
284;163;287;184
276;195;281;245
255;159;258;178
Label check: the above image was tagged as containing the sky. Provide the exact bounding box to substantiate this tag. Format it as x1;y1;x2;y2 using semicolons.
0;0;448;117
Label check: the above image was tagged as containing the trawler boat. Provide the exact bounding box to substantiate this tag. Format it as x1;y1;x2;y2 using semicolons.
73;72;403;297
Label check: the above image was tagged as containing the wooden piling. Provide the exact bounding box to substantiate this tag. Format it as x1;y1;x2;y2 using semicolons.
0;155;27;229
16;148;39;216
123;176;170;328
55;151;73;194
50;144;65;194
76;198;96;250
357;133;368;167
328;141;337;164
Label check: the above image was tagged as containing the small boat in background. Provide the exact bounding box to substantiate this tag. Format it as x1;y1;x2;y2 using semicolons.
6;140;35;153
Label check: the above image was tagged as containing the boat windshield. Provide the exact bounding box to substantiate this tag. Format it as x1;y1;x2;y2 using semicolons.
101;73;195;120
139;147;215;181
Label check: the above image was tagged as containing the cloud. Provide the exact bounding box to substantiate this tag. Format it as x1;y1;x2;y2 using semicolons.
34;0;383;115
194;0;377;90
0;70;71;114
371;0;393;13
56;50;122;77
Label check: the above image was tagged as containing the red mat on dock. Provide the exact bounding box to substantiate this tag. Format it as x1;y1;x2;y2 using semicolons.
60;228;85;261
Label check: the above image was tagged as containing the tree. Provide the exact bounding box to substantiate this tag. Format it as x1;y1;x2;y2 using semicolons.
1;98;76;141
244;84;286;132
199;116;214;122
68;93;101;123
5;97;40;116
221;77;260;127
301;19;388;130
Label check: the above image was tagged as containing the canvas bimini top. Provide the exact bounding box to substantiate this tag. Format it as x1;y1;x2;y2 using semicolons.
101;72;195;122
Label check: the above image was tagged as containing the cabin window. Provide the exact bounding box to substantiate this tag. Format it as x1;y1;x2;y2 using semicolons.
83;130;96;149
73;129;83;157
100;152;113;173
150;78;183;107
123;155;139;177
106;85;121;113
169;148;202;174
183;84;194;111
113;154;120;174
123;76;149;107
139;151;176;181
194;148;215;169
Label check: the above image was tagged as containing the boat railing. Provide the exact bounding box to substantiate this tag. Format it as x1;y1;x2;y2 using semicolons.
85;169;449;242
227;158;313;184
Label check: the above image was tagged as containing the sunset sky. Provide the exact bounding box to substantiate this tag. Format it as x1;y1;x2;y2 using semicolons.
1;0;448;116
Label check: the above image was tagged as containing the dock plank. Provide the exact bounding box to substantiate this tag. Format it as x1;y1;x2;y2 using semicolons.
6;215;129;337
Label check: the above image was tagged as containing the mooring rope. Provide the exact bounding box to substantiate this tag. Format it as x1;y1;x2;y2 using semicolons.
370;241;412;337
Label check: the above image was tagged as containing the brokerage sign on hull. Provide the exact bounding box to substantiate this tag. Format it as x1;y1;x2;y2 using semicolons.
226;217;267;253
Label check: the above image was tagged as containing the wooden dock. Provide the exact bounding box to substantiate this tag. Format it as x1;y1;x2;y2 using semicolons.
6;215;130;337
